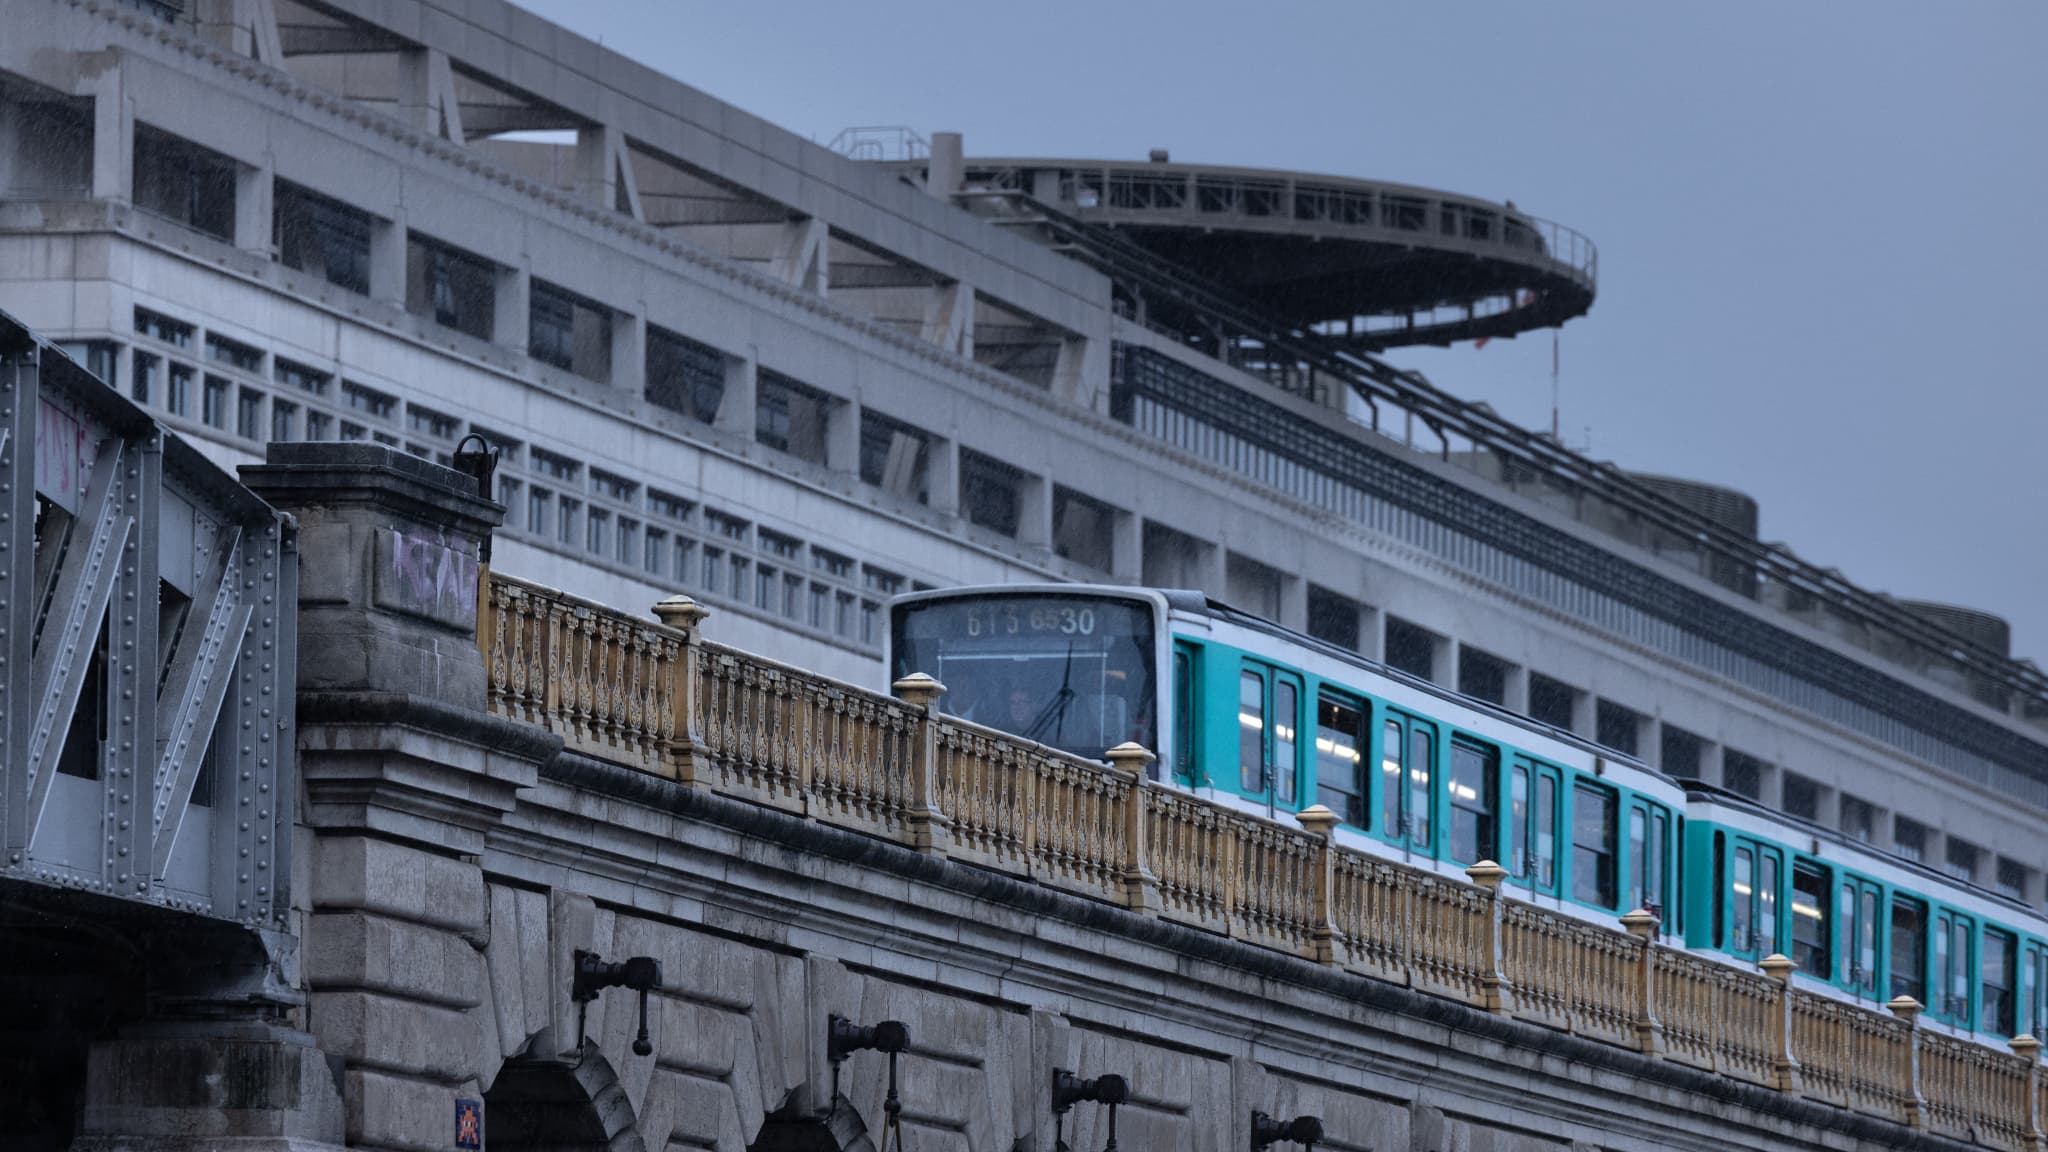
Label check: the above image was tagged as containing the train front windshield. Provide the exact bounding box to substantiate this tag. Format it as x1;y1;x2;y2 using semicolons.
891;594;1157;762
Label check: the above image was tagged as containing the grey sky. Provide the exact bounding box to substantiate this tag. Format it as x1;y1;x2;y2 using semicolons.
517;1;2048;662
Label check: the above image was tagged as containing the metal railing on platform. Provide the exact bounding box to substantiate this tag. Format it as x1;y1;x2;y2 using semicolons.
479;572;2048;1150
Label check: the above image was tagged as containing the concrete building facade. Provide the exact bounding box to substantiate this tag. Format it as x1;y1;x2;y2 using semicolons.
2;0;2046;962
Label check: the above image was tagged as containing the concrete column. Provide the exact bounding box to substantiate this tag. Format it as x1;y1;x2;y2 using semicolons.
494;261;530;352
235;155;273;255
1017;472;1052;548
926;131;964;200
714;354;757;437
370;211;407;305
90;58;132;205
240;445;559;1152
1110;508;1141;582
1278;573;1308;634
825;398;860;474
1502;664;1530;714
610;307;645;394
926;436;959;515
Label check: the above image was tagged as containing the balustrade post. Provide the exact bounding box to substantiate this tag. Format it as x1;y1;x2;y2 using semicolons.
652;596;711;786
1759;954;1802;1095
1463;860;1513;1015
2011;1034;2045;1150
1620;909;1665;1056
1889;996;1927;1128
891;673;952;855
1106;743;1159;915
1295;805;1344;967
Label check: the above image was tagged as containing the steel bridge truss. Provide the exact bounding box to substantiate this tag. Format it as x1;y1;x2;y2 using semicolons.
0;313;295;928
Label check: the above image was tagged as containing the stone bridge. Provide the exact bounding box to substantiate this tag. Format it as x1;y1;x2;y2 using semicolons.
0;317;2028;1150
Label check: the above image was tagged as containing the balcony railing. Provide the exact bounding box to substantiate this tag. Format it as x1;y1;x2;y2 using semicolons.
480;570;2048;1150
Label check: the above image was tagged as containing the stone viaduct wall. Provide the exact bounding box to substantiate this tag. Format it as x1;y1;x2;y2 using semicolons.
60;444;1985;1152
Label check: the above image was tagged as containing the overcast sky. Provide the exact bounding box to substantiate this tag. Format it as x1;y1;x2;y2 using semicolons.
517;1;2048;663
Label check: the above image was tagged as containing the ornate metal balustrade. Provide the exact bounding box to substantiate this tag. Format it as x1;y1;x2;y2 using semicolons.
481;572;2048;1150
0;313;296;927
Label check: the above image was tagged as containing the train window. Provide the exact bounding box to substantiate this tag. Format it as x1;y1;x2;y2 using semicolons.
1757;851;1780;959
1314;691;1366;827
1571;783;1617;908
1534;769;1558;889
1934;909;1973;1025
1448;740;1497;866
1409;726;1434;849
2028;945;2048;1042
1839;879;1880;996
1238;672;1264;793
1791;861;1830;977
1649;809;1670;922
1891;896;1928;1004
1732;846;1754;952
1171;646;1194;785
1627;807;1646;912
1985;929;2017;1039
1273;678;1300;806
1509;763;1530;879
1380;720;1403;835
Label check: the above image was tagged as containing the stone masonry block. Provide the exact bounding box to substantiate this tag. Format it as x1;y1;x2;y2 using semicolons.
313;836;486;941
311;989;483;1084
305;910;484;1009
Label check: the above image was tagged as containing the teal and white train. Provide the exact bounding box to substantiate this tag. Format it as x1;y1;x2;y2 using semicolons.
889;585;2048;1046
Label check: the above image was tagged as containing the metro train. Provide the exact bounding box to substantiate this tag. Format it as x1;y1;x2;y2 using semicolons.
888;584;2048;1046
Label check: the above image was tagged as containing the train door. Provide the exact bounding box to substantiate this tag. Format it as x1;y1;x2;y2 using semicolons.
1507;758;1562;896
1377;711;1438;857
1837;877;1881;1000
1932;907;1975;1028
1235;663;1304;817
2025;940;2048;1042
1725;838;1782;961
1171;641;1197;786
1789;860;1831;980
1568;781;1619;911
1625;799;1672;924
1312;689;1368;829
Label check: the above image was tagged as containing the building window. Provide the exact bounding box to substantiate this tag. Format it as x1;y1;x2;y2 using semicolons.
1997;857;2028;902
406;233;495;341
1723;749;1767;800
1839;794;1875;843
134;307;194;348
235;388;264;440
275;358;330;396
58;341;120;389
1894;816;1928;863
1383;616;1439;682
1782;772;1821;822
406;404;460;442
269;399;298;443
1528;674;1580;732
755;370;831;464
526;487;550;535
528;280;612;382
586;508;609;556
132;350;159;405
166;363;193;417
341;381;397;421
205;333;263;374
1306;585;1362;652
643;527;668;576
613;519;637;567
705;510;750;544
646;326;726;423
859;410;931;501
201;375;230;428
274;180;372;294
1660;724;1704;779
496;475;522;512
589;470;636;504
649;490;692;524
959;449;1024;538
1594;700;1641;758
1945;837;1980;883
304;410;332;441
1457;647;1509;707
556;497;579;547
133;125;235;241
1052;487;1118;572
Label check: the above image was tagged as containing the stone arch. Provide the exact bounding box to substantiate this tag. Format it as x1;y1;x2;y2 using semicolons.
748;1094;877;1152
485;1046;647;1152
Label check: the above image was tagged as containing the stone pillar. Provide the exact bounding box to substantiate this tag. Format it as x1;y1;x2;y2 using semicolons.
1621;908;1665;1056
1296;804;1344;967
610;306;646;396
495;261;531;353
1465;860;1513;1015
926;436;960;516
90;57;132;205
715;354;758;438
1760;953;1802;1095
1889;996;1927;1128
370;210;407;307
241;444;562;1152
1107;743;1159;914
235;155;274;256
892;673;952;855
